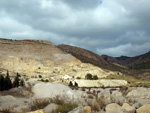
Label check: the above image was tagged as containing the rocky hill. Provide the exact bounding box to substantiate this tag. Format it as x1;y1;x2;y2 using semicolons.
0;38;118;81
58;44;132;75
58;45;126;70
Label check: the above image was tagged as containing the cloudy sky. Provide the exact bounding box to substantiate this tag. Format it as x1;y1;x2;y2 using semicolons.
0;0;150;57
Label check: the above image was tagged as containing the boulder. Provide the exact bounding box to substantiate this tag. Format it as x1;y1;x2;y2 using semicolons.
132;102;142;109
27;109;45;113
33;82;74;98
84;106;91;113
44;103;58;113
68;106;91;113
68;106;84;113
137;104;150;113
122;103;136;113
105;103;126;113
0;95;16;103
112;90;125;104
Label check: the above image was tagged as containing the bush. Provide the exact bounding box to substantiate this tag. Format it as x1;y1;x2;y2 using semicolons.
39;79;49;82
0;108;13;113
93;75;98;80
39;75;42;78
85;74;98;80
76;77;81;79
85;73;93;80
55;102;78;113
32;98;50;111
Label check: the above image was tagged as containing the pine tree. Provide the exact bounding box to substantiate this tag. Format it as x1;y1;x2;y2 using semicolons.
69;81;73;86
75;82;78;87
20;79;24;86
0;75;4;91
13;73;20;88
4;71;12;90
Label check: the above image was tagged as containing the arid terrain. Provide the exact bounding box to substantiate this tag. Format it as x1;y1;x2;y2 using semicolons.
0;38;150;113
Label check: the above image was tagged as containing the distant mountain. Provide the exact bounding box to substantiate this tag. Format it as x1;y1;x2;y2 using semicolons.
102;51;150;70
125;51;150;69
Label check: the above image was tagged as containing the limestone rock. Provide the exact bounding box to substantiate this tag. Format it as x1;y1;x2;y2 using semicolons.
44;103;58;113
122;103;136;113
137;104;150;113
27;109;45;113
68;106;84;113
84;106;91;113
112;91;125;104
105;103;125;113
33;82;73;98
74;79;128;87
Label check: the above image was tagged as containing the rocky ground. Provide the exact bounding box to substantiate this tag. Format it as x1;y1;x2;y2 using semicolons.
0;81;150;113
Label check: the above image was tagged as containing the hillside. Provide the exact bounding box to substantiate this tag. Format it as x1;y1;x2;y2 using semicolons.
0;39;80;77
58;44;129;73
0;38;118;81
58;44;150;79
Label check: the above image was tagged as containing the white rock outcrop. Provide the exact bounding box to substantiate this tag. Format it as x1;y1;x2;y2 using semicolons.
74;79;128;87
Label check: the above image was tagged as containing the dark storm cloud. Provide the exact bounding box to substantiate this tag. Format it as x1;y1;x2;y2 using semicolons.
0;0;150;57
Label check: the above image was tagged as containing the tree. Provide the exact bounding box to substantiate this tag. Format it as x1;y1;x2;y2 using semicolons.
75;82;78;87
4;71;12;90
13;73;20;88
85;73;93;80
0;75;4;91
20;79;25;86
93;75;98;80
69;81;73;86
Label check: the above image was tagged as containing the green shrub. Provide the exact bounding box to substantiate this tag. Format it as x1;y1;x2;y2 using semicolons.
76;77;81;79
39;75;42;78
55;102;78;113
93;75;98;80
85;73;93;80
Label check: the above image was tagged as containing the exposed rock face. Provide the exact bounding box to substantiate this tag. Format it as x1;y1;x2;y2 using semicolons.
74;79;128;87
58;44;127;72
0;39;119;82
0;39;80;76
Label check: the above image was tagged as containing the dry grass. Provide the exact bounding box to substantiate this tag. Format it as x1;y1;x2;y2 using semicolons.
50;95;66;105
0;86;33;98
32;98;51;111
31;95;69;111
86;96;106;112
102;74;150;87
88;95;94;99
0;108;13;113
